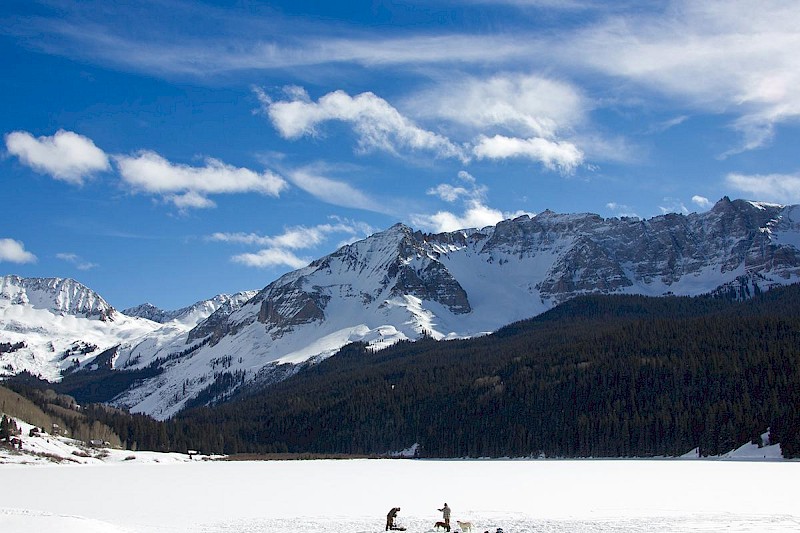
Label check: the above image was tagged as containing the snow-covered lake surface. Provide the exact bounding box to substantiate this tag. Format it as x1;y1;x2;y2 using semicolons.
1;458;798;532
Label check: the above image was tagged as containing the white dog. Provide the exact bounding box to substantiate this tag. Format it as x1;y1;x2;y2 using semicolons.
456;520;473;532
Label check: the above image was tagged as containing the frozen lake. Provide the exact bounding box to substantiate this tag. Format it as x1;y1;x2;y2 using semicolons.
1;458;798;532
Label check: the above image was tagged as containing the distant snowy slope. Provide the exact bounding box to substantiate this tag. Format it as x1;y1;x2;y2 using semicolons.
0;277;255;383
1;275;115;320
0;276;160;380
122;291;257;328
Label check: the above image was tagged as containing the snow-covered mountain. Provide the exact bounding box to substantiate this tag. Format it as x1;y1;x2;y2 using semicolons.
3;198;800;419
1;275;116;320
0;275;157;380
0;275;253;382
122;292;258;329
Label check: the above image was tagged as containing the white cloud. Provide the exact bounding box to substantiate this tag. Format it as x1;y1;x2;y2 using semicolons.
168;191;217;210
606;202;639;218
691;195;711;209
461;0;602;7
412;200;507;233
265;88;468;162
658;197;689;215
56;252;98;271
473;134;584;173
5;129;110;185
563;0;800;152
0;238;37;264
413;172;519;232
427;170;488;203
19;0;800;161
725;172;800;204
213;219;375;270
428;184;472;203
210;221;372;250
411;74;587;139
231;248;309;269
288;167;387;213
114;150;287;209
457;170;477;184
25;13;534;76
406;74;596;171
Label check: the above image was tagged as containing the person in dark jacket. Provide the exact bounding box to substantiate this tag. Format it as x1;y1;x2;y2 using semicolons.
386;507;401;530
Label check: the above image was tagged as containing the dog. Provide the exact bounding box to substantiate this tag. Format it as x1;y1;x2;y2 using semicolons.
434;521;451;532
457;521;473;532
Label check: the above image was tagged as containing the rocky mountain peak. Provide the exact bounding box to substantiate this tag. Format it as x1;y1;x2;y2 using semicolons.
122;303;167;323
0;275;115;321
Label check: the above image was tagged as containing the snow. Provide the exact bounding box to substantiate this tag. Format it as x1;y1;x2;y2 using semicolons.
0;299;161;380
0;417;198;466
2;416;797;531
1;457;798;532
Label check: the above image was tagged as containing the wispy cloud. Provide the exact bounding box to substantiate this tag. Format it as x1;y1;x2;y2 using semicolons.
410;74;587;139
606;202;639;218
231;248;309;269
209;221;373;250
645;115;689;134
56;252;98;271
5;129;110;185
473;134;584;173
287;166;387;213
427;171;487;203
212;218;376;269
8;12;532;76
406;74;589;171
559;0;800;152
726;172;800;204
691;195;711;209
265;82;588;172
658;197;689;215
412;201;507;233
263;87;468;162
0;238;37;264
11;0;800;160
114;150;288;209
412;171;527;232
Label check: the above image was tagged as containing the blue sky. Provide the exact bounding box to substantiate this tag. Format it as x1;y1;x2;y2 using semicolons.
2;0;800;310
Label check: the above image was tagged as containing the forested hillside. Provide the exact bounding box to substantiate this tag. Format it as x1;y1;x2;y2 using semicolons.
6;285;800;458
171;285;800;458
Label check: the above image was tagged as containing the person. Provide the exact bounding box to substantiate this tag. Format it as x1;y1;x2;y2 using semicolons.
386;506;400;530
438;502;451;530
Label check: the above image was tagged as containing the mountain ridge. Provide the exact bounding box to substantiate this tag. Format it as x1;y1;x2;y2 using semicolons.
3;197;800;419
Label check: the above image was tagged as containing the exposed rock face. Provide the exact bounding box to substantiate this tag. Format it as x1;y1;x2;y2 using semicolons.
125;292;257;329
0;275;116;321
256;282;329;334
121;303;167;323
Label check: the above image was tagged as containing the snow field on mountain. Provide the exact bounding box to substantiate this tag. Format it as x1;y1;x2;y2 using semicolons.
0;302;161;380
1;458;798;532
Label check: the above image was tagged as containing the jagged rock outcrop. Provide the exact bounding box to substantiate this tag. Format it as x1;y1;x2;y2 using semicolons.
1;275;116;321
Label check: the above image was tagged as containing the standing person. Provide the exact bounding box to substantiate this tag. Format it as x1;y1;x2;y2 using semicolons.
386;507;400;530
438;502;451;531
